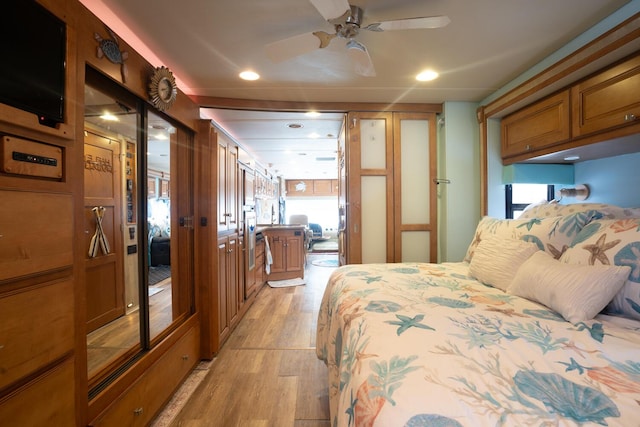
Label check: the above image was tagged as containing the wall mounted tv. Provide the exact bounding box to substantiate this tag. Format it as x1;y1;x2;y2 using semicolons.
0;1;66;128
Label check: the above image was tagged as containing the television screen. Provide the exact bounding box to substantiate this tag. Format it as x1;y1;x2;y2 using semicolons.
0;1;66;127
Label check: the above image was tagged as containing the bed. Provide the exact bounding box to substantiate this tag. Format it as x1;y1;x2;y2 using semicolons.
316;203;640;426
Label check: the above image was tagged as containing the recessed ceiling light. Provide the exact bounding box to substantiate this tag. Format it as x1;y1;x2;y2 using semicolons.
100;112;119;121
287;123;303;129
239;70;260;81
416;70;439;81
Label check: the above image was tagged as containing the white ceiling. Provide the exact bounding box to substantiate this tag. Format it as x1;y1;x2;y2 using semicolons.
82;0;631;179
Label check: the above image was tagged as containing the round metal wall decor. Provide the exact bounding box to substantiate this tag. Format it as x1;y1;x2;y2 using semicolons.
149;66;177;111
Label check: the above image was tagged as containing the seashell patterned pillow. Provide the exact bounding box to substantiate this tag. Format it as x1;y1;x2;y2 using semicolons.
560;218;640;320
465;210;601;263
519;202;640;220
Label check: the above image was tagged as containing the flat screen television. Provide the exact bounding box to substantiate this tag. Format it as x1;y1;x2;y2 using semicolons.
0;1;66;128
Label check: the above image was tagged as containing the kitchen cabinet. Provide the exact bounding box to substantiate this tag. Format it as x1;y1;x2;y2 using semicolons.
571;54;640;138
218;132;238;232
501;90;571;159
264;227;305;281
255;237;265;288
217;234;238;346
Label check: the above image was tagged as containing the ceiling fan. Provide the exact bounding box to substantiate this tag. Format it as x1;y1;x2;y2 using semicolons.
265;0;450;77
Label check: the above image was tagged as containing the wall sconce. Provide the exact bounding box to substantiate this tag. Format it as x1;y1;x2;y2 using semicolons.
558;184;590;201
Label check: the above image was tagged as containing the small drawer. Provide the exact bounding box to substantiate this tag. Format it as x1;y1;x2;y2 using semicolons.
0;278;74;390
0;358;75;425
92;326;199;426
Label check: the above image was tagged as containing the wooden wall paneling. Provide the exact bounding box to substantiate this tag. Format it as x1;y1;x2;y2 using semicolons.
0;190;73;281
0;278;74;391
195;119;218;359
0;358;75;426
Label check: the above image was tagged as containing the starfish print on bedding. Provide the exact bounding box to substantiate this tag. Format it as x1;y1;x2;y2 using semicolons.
386;314;435;335
547;243;568;259
485;307;528;317
561;340;599;358
582;233;621;265
355;344;378;374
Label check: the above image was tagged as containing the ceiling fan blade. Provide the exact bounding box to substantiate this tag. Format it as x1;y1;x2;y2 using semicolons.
346;40;376;77
265;31;335;63
364;15;451;32
309;0;350;21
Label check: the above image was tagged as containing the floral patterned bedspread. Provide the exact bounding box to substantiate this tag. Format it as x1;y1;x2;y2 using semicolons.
315;262;640;427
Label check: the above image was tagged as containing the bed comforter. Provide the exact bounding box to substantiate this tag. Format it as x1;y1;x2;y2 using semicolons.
316;262;640;427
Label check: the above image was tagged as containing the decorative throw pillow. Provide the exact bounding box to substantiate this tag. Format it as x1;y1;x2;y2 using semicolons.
465;211;599;262
560;218;640;320
508;251;630;323
469;237;539;291
519;202;640;220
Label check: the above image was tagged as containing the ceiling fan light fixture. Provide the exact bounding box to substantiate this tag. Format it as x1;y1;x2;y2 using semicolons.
416;70;439;81
239;70;260;81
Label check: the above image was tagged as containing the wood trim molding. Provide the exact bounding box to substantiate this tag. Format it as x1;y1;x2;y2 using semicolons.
190;95;443;114
484;12;640;119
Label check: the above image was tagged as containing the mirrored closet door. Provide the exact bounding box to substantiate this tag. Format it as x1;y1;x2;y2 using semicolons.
83;67;193;395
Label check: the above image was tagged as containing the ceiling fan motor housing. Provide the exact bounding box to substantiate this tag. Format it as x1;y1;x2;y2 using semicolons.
336;5;363;39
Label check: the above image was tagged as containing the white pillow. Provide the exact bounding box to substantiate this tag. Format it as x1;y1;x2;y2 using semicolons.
469;237;539;291
508;251;630;323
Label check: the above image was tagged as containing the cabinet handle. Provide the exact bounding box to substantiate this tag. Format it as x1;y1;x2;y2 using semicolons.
133;407;144;416
227;249;233;254
525;144;532;151
182;354;189;360
625;113;637;121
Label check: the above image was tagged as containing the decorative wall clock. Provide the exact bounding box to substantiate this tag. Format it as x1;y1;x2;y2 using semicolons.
148;66;177;111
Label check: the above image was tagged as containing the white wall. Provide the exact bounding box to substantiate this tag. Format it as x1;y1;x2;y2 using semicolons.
438;102;480;262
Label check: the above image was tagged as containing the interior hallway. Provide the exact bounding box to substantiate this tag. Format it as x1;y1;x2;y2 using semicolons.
153;253;338;426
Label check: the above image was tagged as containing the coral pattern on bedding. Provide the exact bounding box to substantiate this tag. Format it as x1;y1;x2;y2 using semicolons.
316;262;640;427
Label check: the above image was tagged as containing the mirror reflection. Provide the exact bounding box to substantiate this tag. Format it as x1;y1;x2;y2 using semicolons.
147;111;175;340
83;68;179;390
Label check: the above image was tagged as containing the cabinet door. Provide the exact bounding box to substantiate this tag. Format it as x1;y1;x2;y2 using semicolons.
227;235;238;325
572;54;640;137
226;144;238;232
217;237;229;341
217;139;228;231
285;235;304;272
269;236;286;273
501;90;570;158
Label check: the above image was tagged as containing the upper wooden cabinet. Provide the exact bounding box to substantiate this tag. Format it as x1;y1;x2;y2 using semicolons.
571;54;640;138
501;90;571;159
217;132;238;233
285;179;338;197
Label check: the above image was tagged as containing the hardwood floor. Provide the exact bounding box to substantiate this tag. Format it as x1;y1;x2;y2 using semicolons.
157;254;337;427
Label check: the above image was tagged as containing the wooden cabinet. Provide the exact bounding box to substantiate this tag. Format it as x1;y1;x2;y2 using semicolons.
285;179;339;196
255;238;265;288
501;90;571;159
264;227;305;281
0;358;75;426
218;132;238;233
91;326;199;427
217;234;239;345
572;54;640;138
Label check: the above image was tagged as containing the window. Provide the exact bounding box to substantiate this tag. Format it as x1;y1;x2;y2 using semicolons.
506;184;555;219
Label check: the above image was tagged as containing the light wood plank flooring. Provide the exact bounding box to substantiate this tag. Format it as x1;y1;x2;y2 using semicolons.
156;254;337;427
